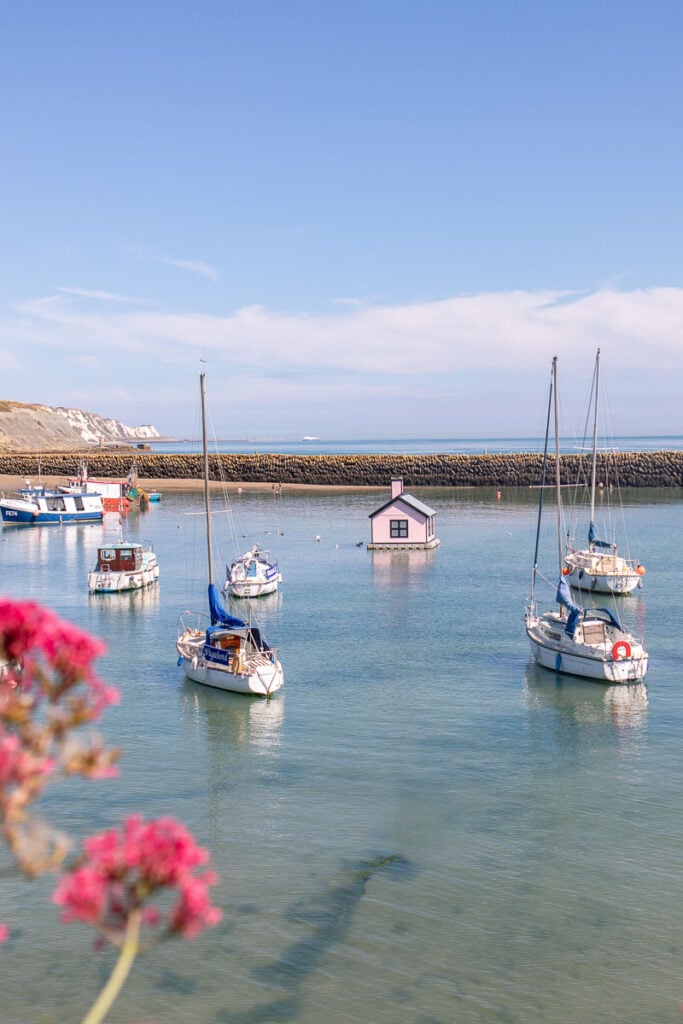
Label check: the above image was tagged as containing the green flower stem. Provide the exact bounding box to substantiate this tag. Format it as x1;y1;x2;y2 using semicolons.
80;909;141;1024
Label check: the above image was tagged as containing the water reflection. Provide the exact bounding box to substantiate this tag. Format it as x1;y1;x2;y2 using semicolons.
1;518;101;567
524;663;649;738
181;683;284;753
88;584;160;613
370;547;437;585
225;588;283;626
603;680;649;732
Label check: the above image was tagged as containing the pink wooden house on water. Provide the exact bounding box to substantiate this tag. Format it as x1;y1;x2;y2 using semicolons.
368;479;440;550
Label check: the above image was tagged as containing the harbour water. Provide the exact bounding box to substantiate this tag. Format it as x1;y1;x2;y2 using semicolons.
1;481;683;1023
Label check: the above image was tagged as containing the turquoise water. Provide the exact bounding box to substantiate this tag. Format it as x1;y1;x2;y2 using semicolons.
1;484;683;1023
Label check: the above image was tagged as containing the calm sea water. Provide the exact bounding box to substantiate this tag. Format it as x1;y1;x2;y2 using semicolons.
147;435;683;456
1;482;683;1024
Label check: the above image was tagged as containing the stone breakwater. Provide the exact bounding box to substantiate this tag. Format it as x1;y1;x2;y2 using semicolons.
1;450;683;487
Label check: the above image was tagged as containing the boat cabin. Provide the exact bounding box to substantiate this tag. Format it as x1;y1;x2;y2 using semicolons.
368;479;440;550
95;544;144;573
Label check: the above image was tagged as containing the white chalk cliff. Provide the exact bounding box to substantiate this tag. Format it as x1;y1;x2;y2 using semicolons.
0;400;160;451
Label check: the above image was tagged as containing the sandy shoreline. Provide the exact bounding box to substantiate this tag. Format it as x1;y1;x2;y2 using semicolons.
0;474;377;495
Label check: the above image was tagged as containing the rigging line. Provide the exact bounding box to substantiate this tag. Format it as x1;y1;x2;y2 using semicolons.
203;384;241;559
531;357;555;604
553;356;563;574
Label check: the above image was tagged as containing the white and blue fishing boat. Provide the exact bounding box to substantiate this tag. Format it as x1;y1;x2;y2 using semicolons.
224;544;281;598
176;372;284;698
525;356;648;684
0;486;104;526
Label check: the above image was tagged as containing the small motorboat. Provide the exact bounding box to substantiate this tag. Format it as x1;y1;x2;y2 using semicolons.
88;542;159;593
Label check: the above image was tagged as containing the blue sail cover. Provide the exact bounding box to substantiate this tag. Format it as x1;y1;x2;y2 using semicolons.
595;607;623;631
208;583;246;628
588;522;613;551
556;577;583;638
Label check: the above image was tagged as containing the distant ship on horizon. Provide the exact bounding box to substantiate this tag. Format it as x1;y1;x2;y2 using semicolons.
301;435;321;441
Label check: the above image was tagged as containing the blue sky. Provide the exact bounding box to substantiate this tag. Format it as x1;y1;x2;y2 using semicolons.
1;1;682;439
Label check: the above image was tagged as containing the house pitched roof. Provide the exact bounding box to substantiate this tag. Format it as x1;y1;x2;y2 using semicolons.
369;492;436;519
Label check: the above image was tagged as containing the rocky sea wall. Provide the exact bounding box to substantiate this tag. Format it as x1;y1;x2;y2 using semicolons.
1;450;683;487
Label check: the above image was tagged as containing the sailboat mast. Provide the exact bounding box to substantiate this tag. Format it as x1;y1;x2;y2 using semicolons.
200;371;214;586
552;356;563;572
530;357;555;604
589;348;600;526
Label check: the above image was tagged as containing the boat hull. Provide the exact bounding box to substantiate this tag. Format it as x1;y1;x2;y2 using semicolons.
526;614;648;683
88;565;159;593
226;578;279;598
563;552;641;595
176;631;284;697
1;498;103;525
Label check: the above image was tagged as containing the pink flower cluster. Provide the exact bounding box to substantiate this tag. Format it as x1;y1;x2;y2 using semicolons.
0;733;56;823
0;597;120;836
53;815;222;942
0;597;118;716
0;594;222;1017
1;597;121;934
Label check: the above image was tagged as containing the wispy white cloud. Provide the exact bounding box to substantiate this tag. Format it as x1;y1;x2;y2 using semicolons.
9;286;683;373
156;257;218;281
56;286;137;303
3;286;683;434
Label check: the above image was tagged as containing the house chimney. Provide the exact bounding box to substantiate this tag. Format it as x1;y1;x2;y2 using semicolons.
391;478;404;499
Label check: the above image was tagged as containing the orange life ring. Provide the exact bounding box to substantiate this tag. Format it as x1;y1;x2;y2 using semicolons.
612;640;632;661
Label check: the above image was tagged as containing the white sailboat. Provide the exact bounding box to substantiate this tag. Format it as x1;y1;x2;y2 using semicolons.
176;373;284;698
564;349;645;595
224;544;281;598
525;356;648;684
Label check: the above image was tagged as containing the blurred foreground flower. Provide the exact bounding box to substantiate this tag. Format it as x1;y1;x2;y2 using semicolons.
0;597;120;874
53;814;221;942
0;598;221;1023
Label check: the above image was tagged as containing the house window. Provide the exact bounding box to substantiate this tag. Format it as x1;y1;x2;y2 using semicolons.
390;519;408;538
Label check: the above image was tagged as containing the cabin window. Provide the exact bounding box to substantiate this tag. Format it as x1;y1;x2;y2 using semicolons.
119;549;133;560
390;519;409;538
101;549;117;561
